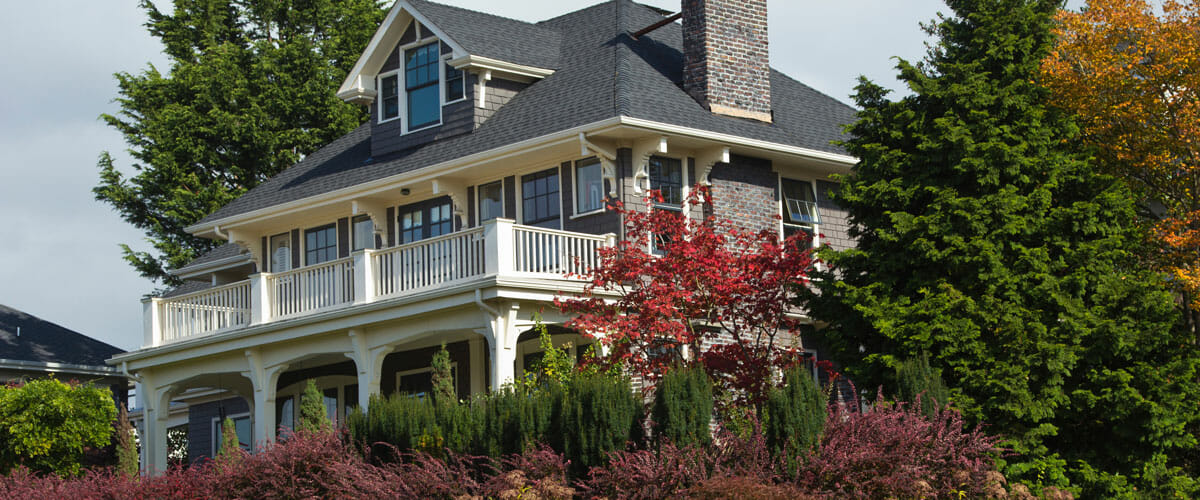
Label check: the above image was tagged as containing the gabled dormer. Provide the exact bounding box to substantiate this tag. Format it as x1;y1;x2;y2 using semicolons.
337;0;561;158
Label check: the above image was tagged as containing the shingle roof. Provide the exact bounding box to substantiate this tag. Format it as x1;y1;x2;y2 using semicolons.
408;0;561;69
0;305;124;367
174;242;249;273
196;0;857;228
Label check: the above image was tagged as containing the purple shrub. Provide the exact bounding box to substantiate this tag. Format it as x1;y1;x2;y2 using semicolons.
797;391;1002;499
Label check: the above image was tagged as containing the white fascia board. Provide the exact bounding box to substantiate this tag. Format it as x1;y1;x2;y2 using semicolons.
616;116;859;167
169;254;253;279
186;116;858;235
337;0;470;100
0;358;123;378
447;55;555;80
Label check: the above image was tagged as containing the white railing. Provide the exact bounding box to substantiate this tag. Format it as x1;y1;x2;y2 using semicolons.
268;257;355;319
158;280;251;342
143;220;615;347
373;227;486;298
512;225;607;276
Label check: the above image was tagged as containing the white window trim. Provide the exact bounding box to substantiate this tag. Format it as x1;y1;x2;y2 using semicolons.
211;412;252;453
397;38;444;135
647;154;688;213
572;156;607;217
351;214;375;251
376;69;402;125
778;175;822;249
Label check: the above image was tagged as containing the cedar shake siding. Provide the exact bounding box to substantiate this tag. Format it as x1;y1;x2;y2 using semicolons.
562;159;622;236
816;180;852;251
475;77;529;127
370;78;476;158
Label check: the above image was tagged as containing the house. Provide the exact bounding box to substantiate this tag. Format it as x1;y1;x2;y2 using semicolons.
108;0;858;471
0;304;129;407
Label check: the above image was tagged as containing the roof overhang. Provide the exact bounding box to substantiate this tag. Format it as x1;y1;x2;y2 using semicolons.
0;358;124;378
447;54;555;82
169;253;254;280
185;116;857;238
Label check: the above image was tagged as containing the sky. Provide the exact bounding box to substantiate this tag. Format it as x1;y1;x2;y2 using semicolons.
0;0;1083;352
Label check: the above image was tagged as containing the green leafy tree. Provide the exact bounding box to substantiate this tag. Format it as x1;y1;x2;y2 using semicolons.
895;353;950;418
763;364;825;471
651;364;712;448
0;378;118;476
803;0;1200;494
95;0;385;285
298;379;330;434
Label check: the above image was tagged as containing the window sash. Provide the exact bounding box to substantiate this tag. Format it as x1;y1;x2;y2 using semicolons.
380;74;399;120
405;43;440;129
352;215;374;251
445;63;464;101
649;156;683;206
781;179;819;225
478;181;503;222
522;169;561;228
304;225;337;265
575;158;604;214
269;232;291;273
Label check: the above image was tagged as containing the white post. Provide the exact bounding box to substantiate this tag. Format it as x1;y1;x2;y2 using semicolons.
484;218;515;277
244;349;281;449
468;338;486;396
142;298;162;348
141;377;169;475
603;232;617;248
486;302;520;391
352;249;375;305
249;273;271;326
347;329;388;412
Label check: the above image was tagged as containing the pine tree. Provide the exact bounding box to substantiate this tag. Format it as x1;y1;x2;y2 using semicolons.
895;353;950;418
803;0;1200;493
95;0;385;284
298;379;330;434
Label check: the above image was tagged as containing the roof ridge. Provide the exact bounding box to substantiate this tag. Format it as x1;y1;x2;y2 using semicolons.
407;0;551;33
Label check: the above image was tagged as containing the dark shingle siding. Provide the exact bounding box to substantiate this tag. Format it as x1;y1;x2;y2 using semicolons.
195;0;856;234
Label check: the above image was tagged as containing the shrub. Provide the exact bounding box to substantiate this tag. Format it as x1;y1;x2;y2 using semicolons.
651;364;713;448
0;378;117;476
431;343;455;406
797;390;1002;499
895;352;950;418
562;372;643;476
298;379;330;434
578;444;710;500
686;475;816;500
763;363;825;472
113;405;138;478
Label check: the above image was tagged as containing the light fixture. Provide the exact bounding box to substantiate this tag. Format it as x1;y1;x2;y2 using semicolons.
400;188;411;196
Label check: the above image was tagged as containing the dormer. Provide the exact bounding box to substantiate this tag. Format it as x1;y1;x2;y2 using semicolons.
337;0;560;158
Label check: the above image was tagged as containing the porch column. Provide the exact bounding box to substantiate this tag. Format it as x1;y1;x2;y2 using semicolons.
468;337;486;395
244;349;286;447
484;301;520;390
347;329;391;412
249;273;271;326
141;376;171;474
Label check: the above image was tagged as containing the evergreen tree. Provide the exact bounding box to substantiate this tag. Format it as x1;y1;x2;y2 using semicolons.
651;364;712;448
803;0;1200;493
298;379;330;434
895;353;950;418
115;404;139;478
216;417;241;463
763;364;825;471
431;343;456;407
95;0;385;284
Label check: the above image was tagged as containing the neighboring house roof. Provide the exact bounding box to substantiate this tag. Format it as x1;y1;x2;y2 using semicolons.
195;0;857;227
408;0;561;69
0;304;125;367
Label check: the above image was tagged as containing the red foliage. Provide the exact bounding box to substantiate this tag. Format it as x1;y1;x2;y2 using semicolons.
686;475;817;500
797;391;1003;499
557;186;815;404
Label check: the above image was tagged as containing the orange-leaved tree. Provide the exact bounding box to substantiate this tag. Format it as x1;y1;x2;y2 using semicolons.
1040;0;1200;331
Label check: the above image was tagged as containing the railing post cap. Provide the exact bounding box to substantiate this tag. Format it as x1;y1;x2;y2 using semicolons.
142;297;160;304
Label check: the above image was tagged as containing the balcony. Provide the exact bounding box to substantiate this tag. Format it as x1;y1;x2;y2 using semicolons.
142;219;613;347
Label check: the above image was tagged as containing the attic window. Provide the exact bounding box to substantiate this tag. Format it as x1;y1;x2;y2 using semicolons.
379;74;400;121
405;42;441;129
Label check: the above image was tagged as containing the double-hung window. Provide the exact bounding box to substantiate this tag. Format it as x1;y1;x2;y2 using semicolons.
405;43;440;130
478;181;503;223
781;178;819;244
445;63;464;102
522;168;561;229
648;156;683;208
352;215;374;251
575;158;604;214
304;224;337;265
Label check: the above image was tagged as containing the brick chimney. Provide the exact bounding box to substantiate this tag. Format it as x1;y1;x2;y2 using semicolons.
681;0;772;123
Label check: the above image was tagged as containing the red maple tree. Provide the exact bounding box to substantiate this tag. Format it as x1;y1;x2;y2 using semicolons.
556;187;816;406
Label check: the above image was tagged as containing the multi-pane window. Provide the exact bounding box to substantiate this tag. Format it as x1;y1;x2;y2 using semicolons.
648;156;683;207
781;178;819;242
522;168;561;228
352;215;374;251
445;63;464;101
213;415;251;452
269;232;291;273
304;224;337;265
429;202;453;237
379;73;400;121
400;208;424;244
575;158;604;214
478;181;503;223
405;43;440;129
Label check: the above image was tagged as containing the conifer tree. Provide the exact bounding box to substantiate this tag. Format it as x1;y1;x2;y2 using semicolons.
298;379;330;434
95;0;385;284
651;364;713;448
895;353;950;418
431;343;456;407
764;364;825;471
115;404;139;478
804;0;1200;493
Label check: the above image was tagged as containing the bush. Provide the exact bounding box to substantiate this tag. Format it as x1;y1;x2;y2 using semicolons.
763;363;825;472
797;390;1002;499
651;364;712;448
0;378;117;476
298;379;330;434
561;372;643;476
895;353;950;418
686;475;816;500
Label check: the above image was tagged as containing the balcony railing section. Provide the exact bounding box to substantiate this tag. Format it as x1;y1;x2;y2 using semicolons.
269;256;355;319
157;280;251;342
513;225;607;276
144;219;614;347
373;227;486;298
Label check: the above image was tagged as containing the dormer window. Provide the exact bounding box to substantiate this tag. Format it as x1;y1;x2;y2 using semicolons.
445;63;464;102
380;73;400;121
405;42;441;130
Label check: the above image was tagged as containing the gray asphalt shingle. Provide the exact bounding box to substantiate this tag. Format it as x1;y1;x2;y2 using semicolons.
0;305;125;366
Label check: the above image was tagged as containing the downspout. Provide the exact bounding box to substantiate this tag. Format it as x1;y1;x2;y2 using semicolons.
475;288;499;317
121;361;142;384
213;224;230;241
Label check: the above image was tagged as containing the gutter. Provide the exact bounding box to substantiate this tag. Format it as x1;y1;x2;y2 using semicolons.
0;358;124;378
